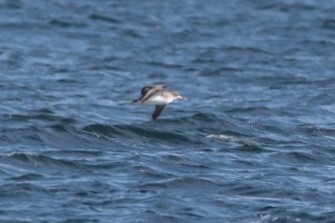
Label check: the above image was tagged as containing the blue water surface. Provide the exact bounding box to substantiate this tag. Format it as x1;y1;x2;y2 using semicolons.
1;0;335;222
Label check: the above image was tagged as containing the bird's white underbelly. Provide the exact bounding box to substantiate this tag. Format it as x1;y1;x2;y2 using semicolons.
143;94;173;105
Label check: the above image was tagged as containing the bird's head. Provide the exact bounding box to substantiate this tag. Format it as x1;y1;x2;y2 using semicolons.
171;92;186;101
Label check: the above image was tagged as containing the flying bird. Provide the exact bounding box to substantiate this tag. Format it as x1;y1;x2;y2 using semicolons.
132;83;185;121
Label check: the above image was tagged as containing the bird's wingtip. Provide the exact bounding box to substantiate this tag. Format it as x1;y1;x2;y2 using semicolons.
132;99;140;104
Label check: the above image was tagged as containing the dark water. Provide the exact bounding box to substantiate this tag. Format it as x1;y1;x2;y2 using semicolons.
1;0;335;222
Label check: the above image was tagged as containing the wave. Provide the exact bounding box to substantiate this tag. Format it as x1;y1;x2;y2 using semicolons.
0;152;121;174
81;112;251;145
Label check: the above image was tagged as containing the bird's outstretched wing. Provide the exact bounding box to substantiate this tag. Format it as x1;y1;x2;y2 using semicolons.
152;105;166;121
132;83;166;104
141;84;166;103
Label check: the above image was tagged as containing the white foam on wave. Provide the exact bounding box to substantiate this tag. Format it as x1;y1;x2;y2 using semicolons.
206;134;258;147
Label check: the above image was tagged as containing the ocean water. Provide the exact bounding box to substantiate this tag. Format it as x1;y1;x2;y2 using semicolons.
1;0;335;222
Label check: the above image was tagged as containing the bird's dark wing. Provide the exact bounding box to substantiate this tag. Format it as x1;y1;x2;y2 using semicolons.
141;86;152;96
131;98;140;104
132;84;166;104
141;84;166;103
152;105;166;121
141;84;165;96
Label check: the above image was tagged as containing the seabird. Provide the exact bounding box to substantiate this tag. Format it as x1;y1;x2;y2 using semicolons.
132;83;185;121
